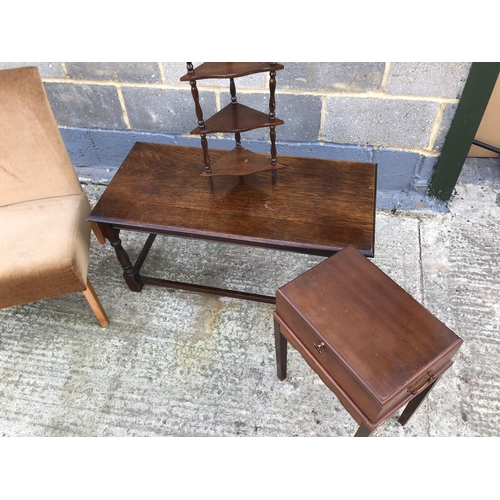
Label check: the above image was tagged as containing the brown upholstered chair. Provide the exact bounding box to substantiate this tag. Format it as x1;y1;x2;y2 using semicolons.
0;66;109;327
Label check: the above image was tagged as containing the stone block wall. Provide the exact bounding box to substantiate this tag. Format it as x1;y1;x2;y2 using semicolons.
0;61;472;198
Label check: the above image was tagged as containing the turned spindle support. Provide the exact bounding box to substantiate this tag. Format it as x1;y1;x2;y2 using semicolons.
230;78;242;149
269;69;278;184
187;63;213;192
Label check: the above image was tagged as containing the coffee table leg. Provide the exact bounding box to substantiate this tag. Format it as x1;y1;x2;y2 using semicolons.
97;223;143;292
398;377;439;426
354;422;372;437
274;318;287;381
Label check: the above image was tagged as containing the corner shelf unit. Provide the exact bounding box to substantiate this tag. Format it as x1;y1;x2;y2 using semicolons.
180;62;285;191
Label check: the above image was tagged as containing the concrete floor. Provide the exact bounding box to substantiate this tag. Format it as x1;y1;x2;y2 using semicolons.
1;178;499;437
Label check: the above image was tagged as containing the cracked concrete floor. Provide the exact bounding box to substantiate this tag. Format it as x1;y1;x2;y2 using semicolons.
1;182;499;437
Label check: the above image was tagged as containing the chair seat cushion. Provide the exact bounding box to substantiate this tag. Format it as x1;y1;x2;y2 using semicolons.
0;191;92;309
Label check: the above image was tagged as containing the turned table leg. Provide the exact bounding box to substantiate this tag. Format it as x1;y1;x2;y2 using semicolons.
274;318;287;381
96;223;143;292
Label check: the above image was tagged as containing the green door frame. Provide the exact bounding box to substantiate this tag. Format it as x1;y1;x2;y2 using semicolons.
428;62;500;202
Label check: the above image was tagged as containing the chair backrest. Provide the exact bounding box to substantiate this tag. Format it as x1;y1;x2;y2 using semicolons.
0;66;82;207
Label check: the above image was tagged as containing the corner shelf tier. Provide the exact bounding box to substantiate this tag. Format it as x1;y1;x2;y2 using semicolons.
190;103;284;135
180;62;284;81
200;147;286;178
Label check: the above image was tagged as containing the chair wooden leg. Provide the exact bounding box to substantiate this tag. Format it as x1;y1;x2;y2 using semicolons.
91;222;106;244
83;278;109;327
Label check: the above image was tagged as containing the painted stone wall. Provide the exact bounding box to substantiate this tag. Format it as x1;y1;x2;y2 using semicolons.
0;62;472;197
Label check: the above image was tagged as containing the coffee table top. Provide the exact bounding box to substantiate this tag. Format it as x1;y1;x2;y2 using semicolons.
88;143;377;256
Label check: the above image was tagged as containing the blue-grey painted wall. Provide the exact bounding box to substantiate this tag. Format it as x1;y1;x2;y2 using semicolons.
0;61;473;208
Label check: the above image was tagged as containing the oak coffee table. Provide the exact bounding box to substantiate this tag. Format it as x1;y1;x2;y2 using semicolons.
88;142;377;304
274;245;463;436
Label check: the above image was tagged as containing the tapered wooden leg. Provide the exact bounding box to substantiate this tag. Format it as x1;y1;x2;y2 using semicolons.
91;222;106;244
274;318;287;381
354;422;373;437
398;378;439;426
83;279;109;327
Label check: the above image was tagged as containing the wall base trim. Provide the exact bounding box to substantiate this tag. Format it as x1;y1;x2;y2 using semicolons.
61;127;445;211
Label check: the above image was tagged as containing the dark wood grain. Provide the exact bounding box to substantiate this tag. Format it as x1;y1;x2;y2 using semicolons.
230;78;237;104
138;276;276;303
96;223;143;291
269;70;279;180
200;147;285;177
270;126;277;166
88;143;377;257
354;423;373;437
269;70;277;120
189;80;205;130
274;245;463;433
200;134;213;191
274;318;287;381
183;62;285;184
397;376;439;426
180;62;284;81
190;103;284;135
274;312;373;428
